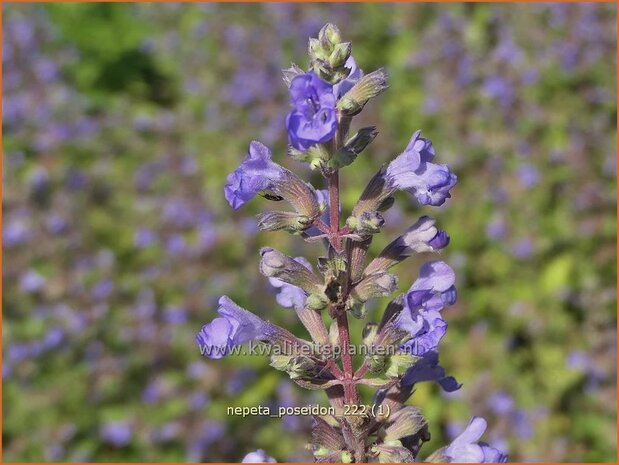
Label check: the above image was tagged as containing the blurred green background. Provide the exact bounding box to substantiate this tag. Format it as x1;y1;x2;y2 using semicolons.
2;2;617;462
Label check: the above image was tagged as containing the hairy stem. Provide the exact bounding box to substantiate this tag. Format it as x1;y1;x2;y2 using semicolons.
328;170;342;251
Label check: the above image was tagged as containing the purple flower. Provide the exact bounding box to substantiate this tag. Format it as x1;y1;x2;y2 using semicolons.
268;256;312;310
92;279;114;301
486;215;507;240
196;296;268;359
511;238;534;259
242;449;277;463
488;392;514;415
224;141;285;209
163;306;188;325
20;270;46;293
406;261;457;313
398;216;450;254
399;309;447;356
100;421;133;447
286;72;337;150
516;163;540;188
396;261;456;357
444;417;507;463
3;218;32;247
134;228;157;248
480;443;509;463
386;131;457;206
333;56;363;99
483;76;514;107
401;351;461;392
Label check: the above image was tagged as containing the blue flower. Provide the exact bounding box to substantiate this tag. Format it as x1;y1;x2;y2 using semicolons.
480;443;509;463
268;256;312;310
401;351;461;392
399;309;447;356
224;141;285;209
406;260;457;312
386;130;457;206
242;449;277;463
396;261;456;357
196;296;268;359
100;421;133;447
443;417;508;463
286;72;337;150
397;216;450;254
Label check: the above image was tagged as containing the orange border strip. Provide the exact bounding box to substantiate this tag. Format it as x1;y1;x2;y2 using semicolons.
1;0;617;3
0;1;617;465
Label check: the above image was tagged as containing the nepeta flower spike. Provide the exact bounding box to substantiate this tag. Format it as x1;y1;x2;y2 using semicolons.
198;23;506;463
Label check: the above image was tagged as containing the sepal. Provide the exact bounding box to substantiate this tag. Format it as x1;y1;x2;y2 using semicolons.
257;211;314;233
371;440;415;463
380;406;426;442
351;271;398;302
282;63;305;87
259;248;323;294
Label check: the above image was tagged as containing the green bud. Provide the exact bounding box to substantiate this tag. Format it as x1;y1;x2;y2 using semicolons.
257;211;313;233
319;23;342;50
317;255;347;275
337;68;389;115
367;353;387;374
309;37;329;61
341;451;353;463
270;354;293;371
309;23;353;83
288;144;330;171
346;210;385;235
306;293;328;311
329;41;352;68
288;355;318;379
345;216;359;230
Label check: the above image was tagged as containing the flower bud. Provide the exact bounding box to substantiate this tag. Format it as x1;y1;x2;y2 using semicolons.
352;271;398;302
329;42;352;69
257;211;313;233
319;23;342;50
259;248;323;294
309;24;354;83
306;293;328;311
337;68;389;115
311;416;345;456
347;210;385;235
381;406;426;442
364;216;449;275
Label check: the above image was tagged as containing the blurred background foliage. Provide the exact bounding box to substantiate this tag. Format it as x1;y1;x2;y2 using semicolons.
2;2;617;462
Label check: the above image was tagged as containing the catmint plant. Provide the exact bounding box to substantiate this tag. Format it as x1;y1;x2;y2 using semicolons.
197;24;506;463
